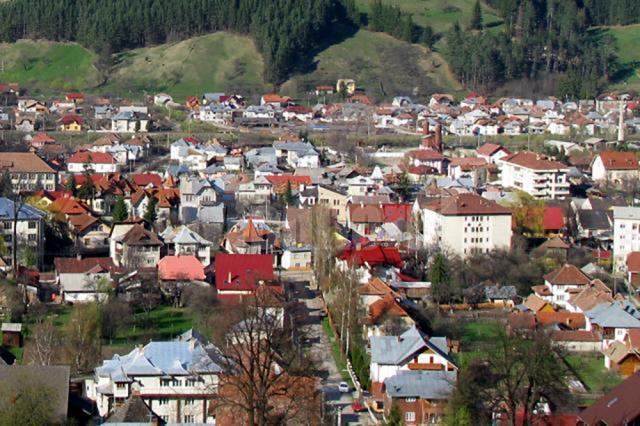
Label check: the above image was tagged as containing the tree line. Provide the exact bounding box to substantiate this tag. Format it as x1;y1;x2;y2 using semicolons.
445;0;620;97
0;0;339;84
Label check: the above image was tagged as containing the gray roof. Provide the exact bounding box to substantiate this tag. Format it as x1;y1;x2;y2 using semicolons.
106;394;159;423
198;204;225;224
485;285;517;300
370;327;454;366
586;303;640;329
577;209;612;230
384;370;456;400
0;365;70;420
1;323;22;332
613;206;640;220
96;341;222;380
0;198;45;220
161;226;212;246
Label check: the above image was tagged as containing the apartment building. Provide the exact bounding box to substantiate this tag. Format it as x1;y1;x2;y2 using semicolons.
0;152;57;191
500;151;570;199
613;206;640;272
420;193;512;257
0;197;45;270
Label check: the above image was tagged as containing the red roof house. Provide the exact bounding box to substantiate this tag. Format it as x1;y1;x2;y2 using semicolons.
158;255;206;281
214;253;275;295
543;207;565;233
339;244;403;268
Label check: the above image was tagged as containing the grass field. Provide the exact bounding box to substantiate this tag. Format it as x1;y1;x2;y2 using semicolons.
283;26;462;102
105;33;268;101
564;354;622;394
0;40;101;94
356;0;503;33
322;317;354;385
608;24;640;91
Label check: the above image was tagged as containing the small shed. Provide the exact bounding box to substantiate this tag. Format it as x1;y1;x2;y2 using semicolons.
1;323;23;348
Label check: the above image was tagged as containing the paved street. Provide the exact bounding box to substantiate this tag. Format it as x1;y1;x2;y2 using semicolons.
290;277;373;425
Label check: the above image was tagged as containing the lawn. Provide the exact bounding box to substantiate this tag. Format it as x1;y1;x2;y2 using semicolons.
0;40;101;94
355;0;504;33
322;317;354;385
564;354;623;394
607;24;640;91
461;321;502;343
283;26;462;102
105;32;268;101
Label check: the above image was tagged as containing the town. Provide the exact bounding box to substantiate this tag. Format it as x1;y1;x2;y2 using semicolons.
0;81;639;426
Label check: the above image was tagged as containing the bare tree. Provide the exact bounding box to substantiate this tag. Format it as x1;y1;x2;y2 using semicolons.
310;205;336;291
212;289;321;426
63;303;102;374
28;317;59;366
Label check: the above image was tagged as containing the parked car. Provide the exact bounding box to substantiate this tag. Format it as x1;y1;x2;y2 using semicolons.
351;402;367;412
338;381;350;393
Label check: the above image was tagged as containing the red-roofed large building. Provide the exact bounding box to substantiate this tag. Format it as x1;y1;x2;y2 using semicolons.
338;244;403;268
419;193;512;257
591;151;639;182
68;151;118;174
214;253;274;295
500;151;570;199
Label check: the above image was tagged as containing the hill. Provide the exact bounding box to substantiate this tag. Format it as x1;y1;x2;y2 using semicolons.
355;0;503;33
104;33;268;101
608;24;640;91
282;27;462;102
0;40;101;94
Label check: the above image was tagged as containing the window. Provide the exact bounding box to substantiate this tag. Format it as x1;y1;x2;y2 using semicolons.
28;234;37;241
405;411;416;422
158;398;169;406
28;221;37;229
172;379;180;387
186;379;197;387
160;379;171;387
161;416;169;423
184;415;195;423
406;397;416;402
3;222;10;230
185;398;195;405
5;235;11;243
116;383;126;389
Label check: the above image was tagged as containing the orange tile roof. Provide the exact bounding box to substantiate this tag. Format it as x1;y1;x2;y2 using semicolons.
503;151;567;170
543;264;591;286
596;151;638;171
424;193;511;216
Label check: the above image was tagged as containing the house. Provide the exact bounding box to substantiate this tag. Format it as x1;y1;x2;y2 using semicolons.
591;151;639;182
86;338;222;423
566;280;613;314
406;149;448;174
0;198;45;270
348;204;384;237
160;225;213;267
54;257;119;303
111;111;150;133
65;92;85;104
365;293;414;338
383;371;456;425
0;152;57;191
280;245;312;271
500;151;570;199
420;193;512;257
626;251;640;289
214;253;274;297
540;264;592;309
602;330;640;377
58;114;83;132
110;224;163;269
369;326;457;401
1;323;23;347
613;207;640;272
158;255;206;282
222;218;278;255
578;372;640;425
484;285;518;306
585;302;640;348
67;151;118;174
522;294;555;313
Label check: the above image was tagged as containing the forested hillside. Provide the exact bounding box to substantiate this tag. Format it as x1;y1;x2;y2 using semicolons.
0;0;339;84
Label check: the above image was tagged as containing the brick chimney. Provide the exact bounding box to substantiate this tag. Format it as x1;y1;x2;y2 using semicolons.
435;124;443;153
422;119;430;136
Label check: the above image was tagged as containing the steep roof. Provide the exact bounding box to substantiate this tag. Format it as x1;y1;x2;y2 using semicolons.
106;394;159;423
384;370;456;400
0;152;55;173
370;327;455;367
0;198;45;220
339;244;403;268
595;151;638;171
477;143;510;157
121;225;162;246
544;264;591;286
349;204;384;223
627;251;640;272
578;372;640;425
214;253;274;292
407;149;446;161
523;294;552;312
158;255;205;281
543;207;565;230
424;193;511;216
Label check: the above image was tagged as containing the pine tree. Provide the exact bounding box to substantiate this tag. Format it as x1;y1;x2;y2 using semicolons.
386;403;403;426
65;174;77;196
429;252;451;304
112;195;128;223
283;181;295;206
143;194;158;229
0;170;12;198
470;0;483;30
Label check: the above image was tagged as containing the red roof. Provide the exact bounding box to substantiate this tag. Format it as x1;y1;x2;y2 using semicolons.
158;255;206;281
68;151;115;165
65;92;85;100
627;252;640;272
265;175;311;187
407;149;446;161
130;173;162;188
60;114;84;125
477;143;510;157
382;204;412;224
31;132;56;144
339;244;403;268
596;151;638;171
543;207;565;231
215;253;274;292
502;151;567;170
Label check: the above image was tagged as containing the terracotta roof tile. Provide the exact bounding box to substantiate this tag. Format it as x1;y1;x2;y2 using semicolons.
503;151;567;170
543;264;591;286
0;152;55;173
424;193;511;216
596;151;638;171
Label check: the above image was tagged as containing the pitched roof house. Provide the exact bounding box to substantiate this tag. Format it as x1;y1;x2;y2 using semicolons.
214;253;275;296
591;151;639;182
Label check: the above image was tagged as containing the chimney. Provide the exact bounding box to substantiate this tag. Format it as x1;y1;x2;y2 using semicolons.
422;119;430;136
435;124;443;153
228;272;231;283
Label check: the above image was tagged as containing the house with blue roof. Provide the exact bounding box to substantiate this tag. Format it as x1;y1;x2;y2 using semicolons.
86;336;223;424
586;301;640;349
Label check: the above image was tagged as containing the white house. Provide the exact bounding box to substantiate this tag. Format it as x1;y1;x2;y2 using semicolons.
160;225;213;267
67;151;118;174
111;111;150;133
0;198;45;270
500;151;570;199
539;264;592;309
86;336;222;423
54;257;117;303
613;207;640;272
591;151;639;182
420;193;512;257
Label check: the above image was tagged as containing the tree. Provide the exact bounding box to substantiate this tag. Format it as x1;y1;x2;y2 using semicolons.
429;252;451;304
28;316;59;366
0;171;12;197
65;173;77;196
213;289;320;425
143;194;158;229
396;172;412;201
448;331;570;426
470;0;483;30
76;171;95;204
20;246;37;268
112;195;128;223
101;298;132;341
0;371;61;426
64;303;102;374
0;283;26;322
283;181;294;207
385;403;403;426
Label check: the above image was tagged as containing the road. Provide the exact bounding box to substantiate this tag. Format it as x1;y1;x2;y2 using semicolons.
289;274;373;425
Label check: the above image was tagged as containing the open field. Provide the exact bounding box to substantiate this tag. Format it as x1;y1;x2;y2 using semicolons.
355;0;503;33
608;24;640;91
0;40;101;94
283;26;462;102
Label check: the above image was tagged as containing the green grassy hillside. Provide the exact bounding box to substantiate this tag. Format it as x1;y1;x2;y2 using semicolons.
282;27;462;101
356;0;503;32
0;40;101;94
104;33;268;101
608;24;640;91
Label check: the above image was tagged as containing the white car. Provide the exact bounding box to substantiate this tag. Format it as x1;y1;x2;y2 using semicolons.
338;381;350;393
